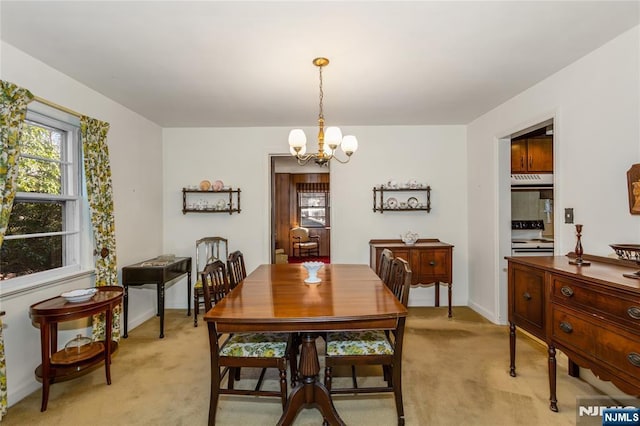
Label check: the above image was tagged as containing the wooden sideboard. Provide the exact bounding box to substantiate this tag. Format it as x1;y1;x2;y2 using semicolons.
369;239;454;317
507;254;640;412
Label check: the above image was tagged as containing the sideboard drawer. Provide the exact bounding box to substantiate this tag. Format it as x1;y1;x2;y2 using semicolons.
596;324;640;382
551;307;596;357
551;276;640;331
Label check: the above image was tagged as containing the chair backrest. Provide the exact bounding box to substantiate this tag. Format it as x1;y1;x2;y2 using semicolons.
200;260;230;311
387;257;412;307
290;227;310;243
377;248;394;284
227;250;247;289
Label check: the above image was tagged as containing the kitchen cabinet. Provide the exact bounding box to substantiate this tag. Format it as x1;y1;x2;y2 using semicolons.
370;239;453;317
507;254;640;412
511;136;553;173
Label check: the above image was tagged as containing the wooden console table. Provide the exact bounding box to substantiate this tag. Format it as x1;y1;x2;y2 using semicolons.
122;256;192;338
29;286;123;411
370;239;454;317
507;254;640;412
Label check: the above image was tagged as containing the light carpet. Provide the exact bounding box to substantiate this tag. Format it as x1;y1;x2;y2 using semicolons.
3;307;609;425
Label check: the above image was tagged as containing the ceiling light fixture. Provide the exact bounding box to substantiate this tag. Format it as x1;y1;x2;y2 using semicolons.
288;57;358;166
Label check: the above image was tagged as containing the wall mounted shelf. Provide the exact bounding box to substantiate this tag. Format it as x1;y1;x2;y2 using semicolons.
372;186;431;213
182;188;241;214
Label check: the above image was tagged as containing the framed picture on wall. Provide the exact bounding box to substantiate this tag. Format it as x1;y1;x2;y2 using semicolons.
627;164;640;215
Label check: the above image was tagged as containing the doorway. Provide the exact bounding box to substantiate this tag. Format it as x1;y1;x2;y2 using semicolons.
497;117;555;323
270;155;331;264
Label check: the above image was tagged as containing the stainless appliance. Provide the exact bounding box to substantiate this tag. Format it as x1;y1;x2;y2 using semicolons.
511;220;554;256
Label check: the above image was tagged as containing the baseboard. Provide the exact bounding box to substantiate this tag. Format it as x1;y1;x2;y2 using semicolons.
8;381;40;407
467;300;499;324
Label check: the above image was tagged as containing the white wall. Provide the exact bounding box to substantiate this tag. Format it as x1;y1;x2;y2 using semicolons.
162;125;468;308
466;26;640;323
0;42;164;405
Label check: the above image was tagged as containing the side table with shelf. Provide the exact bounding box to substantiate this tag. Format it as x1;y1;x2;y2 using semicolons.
182;188;241;214
29;286;123;411
372;186;431;213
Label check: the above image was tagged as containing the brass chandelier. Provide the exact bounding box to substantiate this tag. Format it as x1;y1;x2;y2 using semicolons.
288;57;358;166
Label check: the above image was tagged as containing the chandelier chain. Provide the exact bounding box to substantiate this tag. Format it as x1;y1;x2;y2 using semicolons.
318;65;324;121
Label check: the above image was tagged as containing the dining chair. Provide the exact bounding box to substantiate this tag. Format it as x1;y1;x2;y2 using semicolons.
201;260;290;425
226;250;247;289
290;226;320;258
377;248;394;284
324;257;412;426
193;237;228;327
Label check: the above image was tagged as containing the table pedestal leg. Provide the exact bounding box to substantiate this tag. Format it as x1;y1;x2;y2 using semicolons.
277;333;345;426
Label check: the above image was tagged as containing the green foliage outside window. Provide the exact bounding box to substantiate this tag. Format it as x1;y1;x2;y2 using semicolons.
0;122;65;280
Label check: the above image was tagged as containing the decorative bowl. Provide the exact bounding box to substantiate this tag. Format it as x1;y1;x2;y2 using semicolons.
609;244;640;261
401;231;419;245
61;288;97;303
302;261;324;284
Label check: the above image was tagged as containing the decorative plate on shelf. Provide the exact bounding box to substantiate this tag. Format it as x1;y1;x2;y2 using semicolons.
213;180;224;191
386;197;398;209
216;199;228;210
407;197;419;208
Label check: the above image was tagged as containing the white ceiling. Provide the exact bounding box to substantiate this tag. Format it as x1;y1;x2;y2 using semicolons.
1;1;638;127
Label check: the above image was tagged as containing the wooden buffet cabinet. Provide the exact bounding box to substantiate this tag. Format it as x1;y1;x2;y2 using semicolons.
507;255;640;412
370;239;454;317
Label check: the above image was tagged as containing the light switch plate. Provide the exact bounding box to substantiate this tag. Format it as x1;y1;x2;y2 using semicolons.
565;208;574;224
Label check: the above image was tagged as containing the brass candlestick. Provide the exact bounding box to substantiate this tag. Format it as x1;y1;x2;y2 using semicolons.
569;224;591;266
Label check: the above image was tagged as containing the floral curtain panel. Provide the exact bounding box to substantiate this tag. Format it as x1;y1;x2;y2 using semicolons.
80;116;120;342
0;80;33;421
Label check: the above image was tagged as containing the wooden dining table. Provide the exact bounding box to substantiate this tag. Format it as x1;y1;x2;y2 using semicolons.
204;263;408;426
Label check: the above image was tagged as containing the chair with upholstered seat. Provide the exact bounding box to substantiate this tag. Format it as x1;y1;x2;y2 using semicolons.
227;250;247;289
290;226;320;258
202;260;290;425
377;248;394;284
324;257;412;426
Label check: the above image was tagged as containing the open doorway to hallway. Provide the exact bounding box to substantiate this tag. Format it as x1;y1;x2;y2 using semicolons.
270;155;331;264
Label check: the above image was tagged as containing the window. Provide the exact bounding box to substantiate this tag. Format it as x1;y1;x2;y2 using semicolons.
0;105;87;288
297;183;330;228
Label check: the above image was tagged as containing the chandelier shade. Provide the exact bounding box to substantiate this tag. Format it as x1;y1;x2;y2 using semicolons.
288;57;358;166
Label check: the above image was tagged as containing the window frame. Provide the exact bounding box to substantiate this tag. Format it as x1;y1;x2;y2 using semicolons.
297;191;330;229
1;103;93;296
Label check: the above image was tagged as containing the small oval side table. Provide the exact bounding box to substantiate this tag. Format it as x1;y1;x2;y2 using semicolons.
29;286;123;411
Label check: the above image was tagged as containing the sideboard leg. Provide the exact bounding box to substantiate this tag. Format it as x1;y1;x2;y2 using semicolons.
548;345;558;412
509;322;516;377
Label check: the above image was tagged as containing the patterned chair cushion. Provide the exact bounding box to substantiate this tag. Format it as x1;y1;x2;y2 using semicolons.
326;330;394;356
220;333;288;358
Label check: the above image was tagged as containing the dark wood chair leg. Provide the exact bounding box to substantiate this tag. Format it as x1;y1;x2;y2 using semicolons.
279;367;287;407
392;363;405;426
324;366;332;390
193;292;199;327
